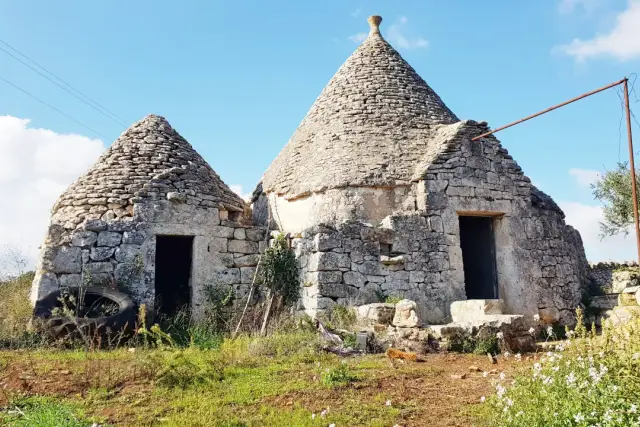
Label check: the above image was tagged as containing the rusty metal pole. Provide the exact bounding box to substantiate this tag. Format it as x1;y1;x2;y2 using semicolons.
623;78;640;264
472;79;626;141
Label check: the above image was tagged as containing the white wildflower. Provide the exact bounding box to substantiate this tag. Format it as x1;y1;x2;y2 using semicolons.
630;404;637;413
552;366;560;372
515;353;522;361
496;332;504;339
483;371;488;378
528;327;536;334
533;314;540;321
632;353;640;360
574;413;585;422
542;376;554;386
533;363;542;372
566;372;576;386
604;410;613;422
480;396;486;403
546;326;554;336
385;400;391;407
567;330;575;338
505;398;513;407
503;352;510;358
496;384;506;398
329;424;336;427
312;414;316;420
320;408;329;417
499;372;506;380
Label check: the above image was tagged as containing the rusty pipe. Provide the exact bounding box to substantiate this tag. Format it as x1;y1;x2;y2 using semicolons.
472;79;627;141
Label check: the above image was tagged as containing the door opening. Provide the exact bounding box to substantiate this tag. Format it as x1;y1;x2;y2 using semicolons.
459;216;498;300
155;235;194;318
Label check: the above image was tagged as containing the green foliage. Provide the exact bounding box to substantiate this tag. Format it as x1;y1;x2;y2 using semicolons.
261;234;299;306
473;335;499;355
0;396;95;426
246;331;322;359
321;362;359;387
318;304;357;330
153;349;225;389
592;162;639;238
0;272;34;341
384;294;403;304
477;309;640;426
201;283;234;332
448;334;499;355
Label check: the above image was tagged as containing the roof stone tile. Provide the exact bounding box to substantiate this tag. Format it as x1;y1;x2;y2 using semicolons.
261;16;458;198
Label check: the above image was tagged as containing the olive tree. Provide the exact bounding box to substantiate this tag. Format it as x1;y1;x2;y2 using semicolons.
592;162;639;238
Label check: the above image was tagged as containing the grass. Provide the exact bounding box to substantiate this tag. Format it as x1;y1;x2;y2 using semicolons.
0;396;97;426
0;331;522;426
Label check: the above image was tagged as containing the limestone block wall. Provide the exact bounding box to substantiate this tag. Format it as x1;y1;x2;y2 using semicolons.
417;134;588;324
31;200;266;320
292;132;589;326
294;217;462;324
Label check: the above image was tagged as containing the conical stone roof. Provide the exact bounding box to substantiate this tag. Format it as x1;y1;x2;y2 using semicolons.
52;115;245;225
261;15;459;198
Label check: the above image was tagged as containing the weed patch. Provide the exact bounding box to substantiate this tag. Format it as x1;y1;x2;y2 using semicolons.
321;363;359;388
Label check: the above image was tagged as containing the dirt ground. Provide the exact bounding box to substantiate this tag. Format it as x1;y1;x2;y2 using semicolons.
0;350;532;426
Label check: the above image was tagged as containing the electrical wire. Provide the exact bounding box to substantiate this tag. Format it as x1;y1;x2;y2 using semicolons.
0;39;128;128
0;75;108;139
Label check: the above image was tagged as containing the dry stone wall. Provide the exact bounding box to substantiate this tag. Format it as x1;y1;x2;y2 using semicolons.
293;122;589;326
31;199;267;320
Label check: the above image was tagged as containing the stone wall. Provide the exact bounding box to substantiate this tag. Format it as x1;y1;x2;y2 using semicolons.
294;217;459;324
588;261;638;294
292;124;589;326
31;199;266;320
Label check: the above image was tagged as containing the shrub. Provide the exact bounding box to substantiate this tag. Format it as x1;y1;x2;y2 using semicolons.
448;334;499;355
318;305;356;331
321;363;358;387
384;294;403;304
261;234;299;307
473;335;499;355
478;309;640;426
0;272;34;340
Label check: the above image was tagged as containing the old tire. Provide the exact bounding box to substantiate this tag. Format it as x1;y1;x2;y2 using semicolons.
33;286;136;342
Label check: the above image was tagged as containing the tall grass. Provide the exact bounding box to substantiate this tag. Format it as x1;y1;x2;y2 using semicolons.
0;272;35;346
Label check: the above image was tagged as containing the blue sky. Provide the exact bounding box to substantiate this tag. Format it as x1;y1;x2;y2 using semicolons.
1;0;640;267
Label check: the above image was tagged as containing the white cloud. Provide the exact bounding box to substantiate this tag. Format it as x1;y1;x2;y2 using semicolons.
0;116;104;275
347;16;428;50
348;32;367;44
569;168;601;187
386;16;428;50
229;184;252;202
560;201;637;261
556;0;640;61
557;0;602;14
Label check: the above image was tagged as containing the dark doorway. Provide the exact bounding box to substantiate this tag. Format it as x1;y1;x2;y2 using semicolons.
155;235;194;317
459;216;498;299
